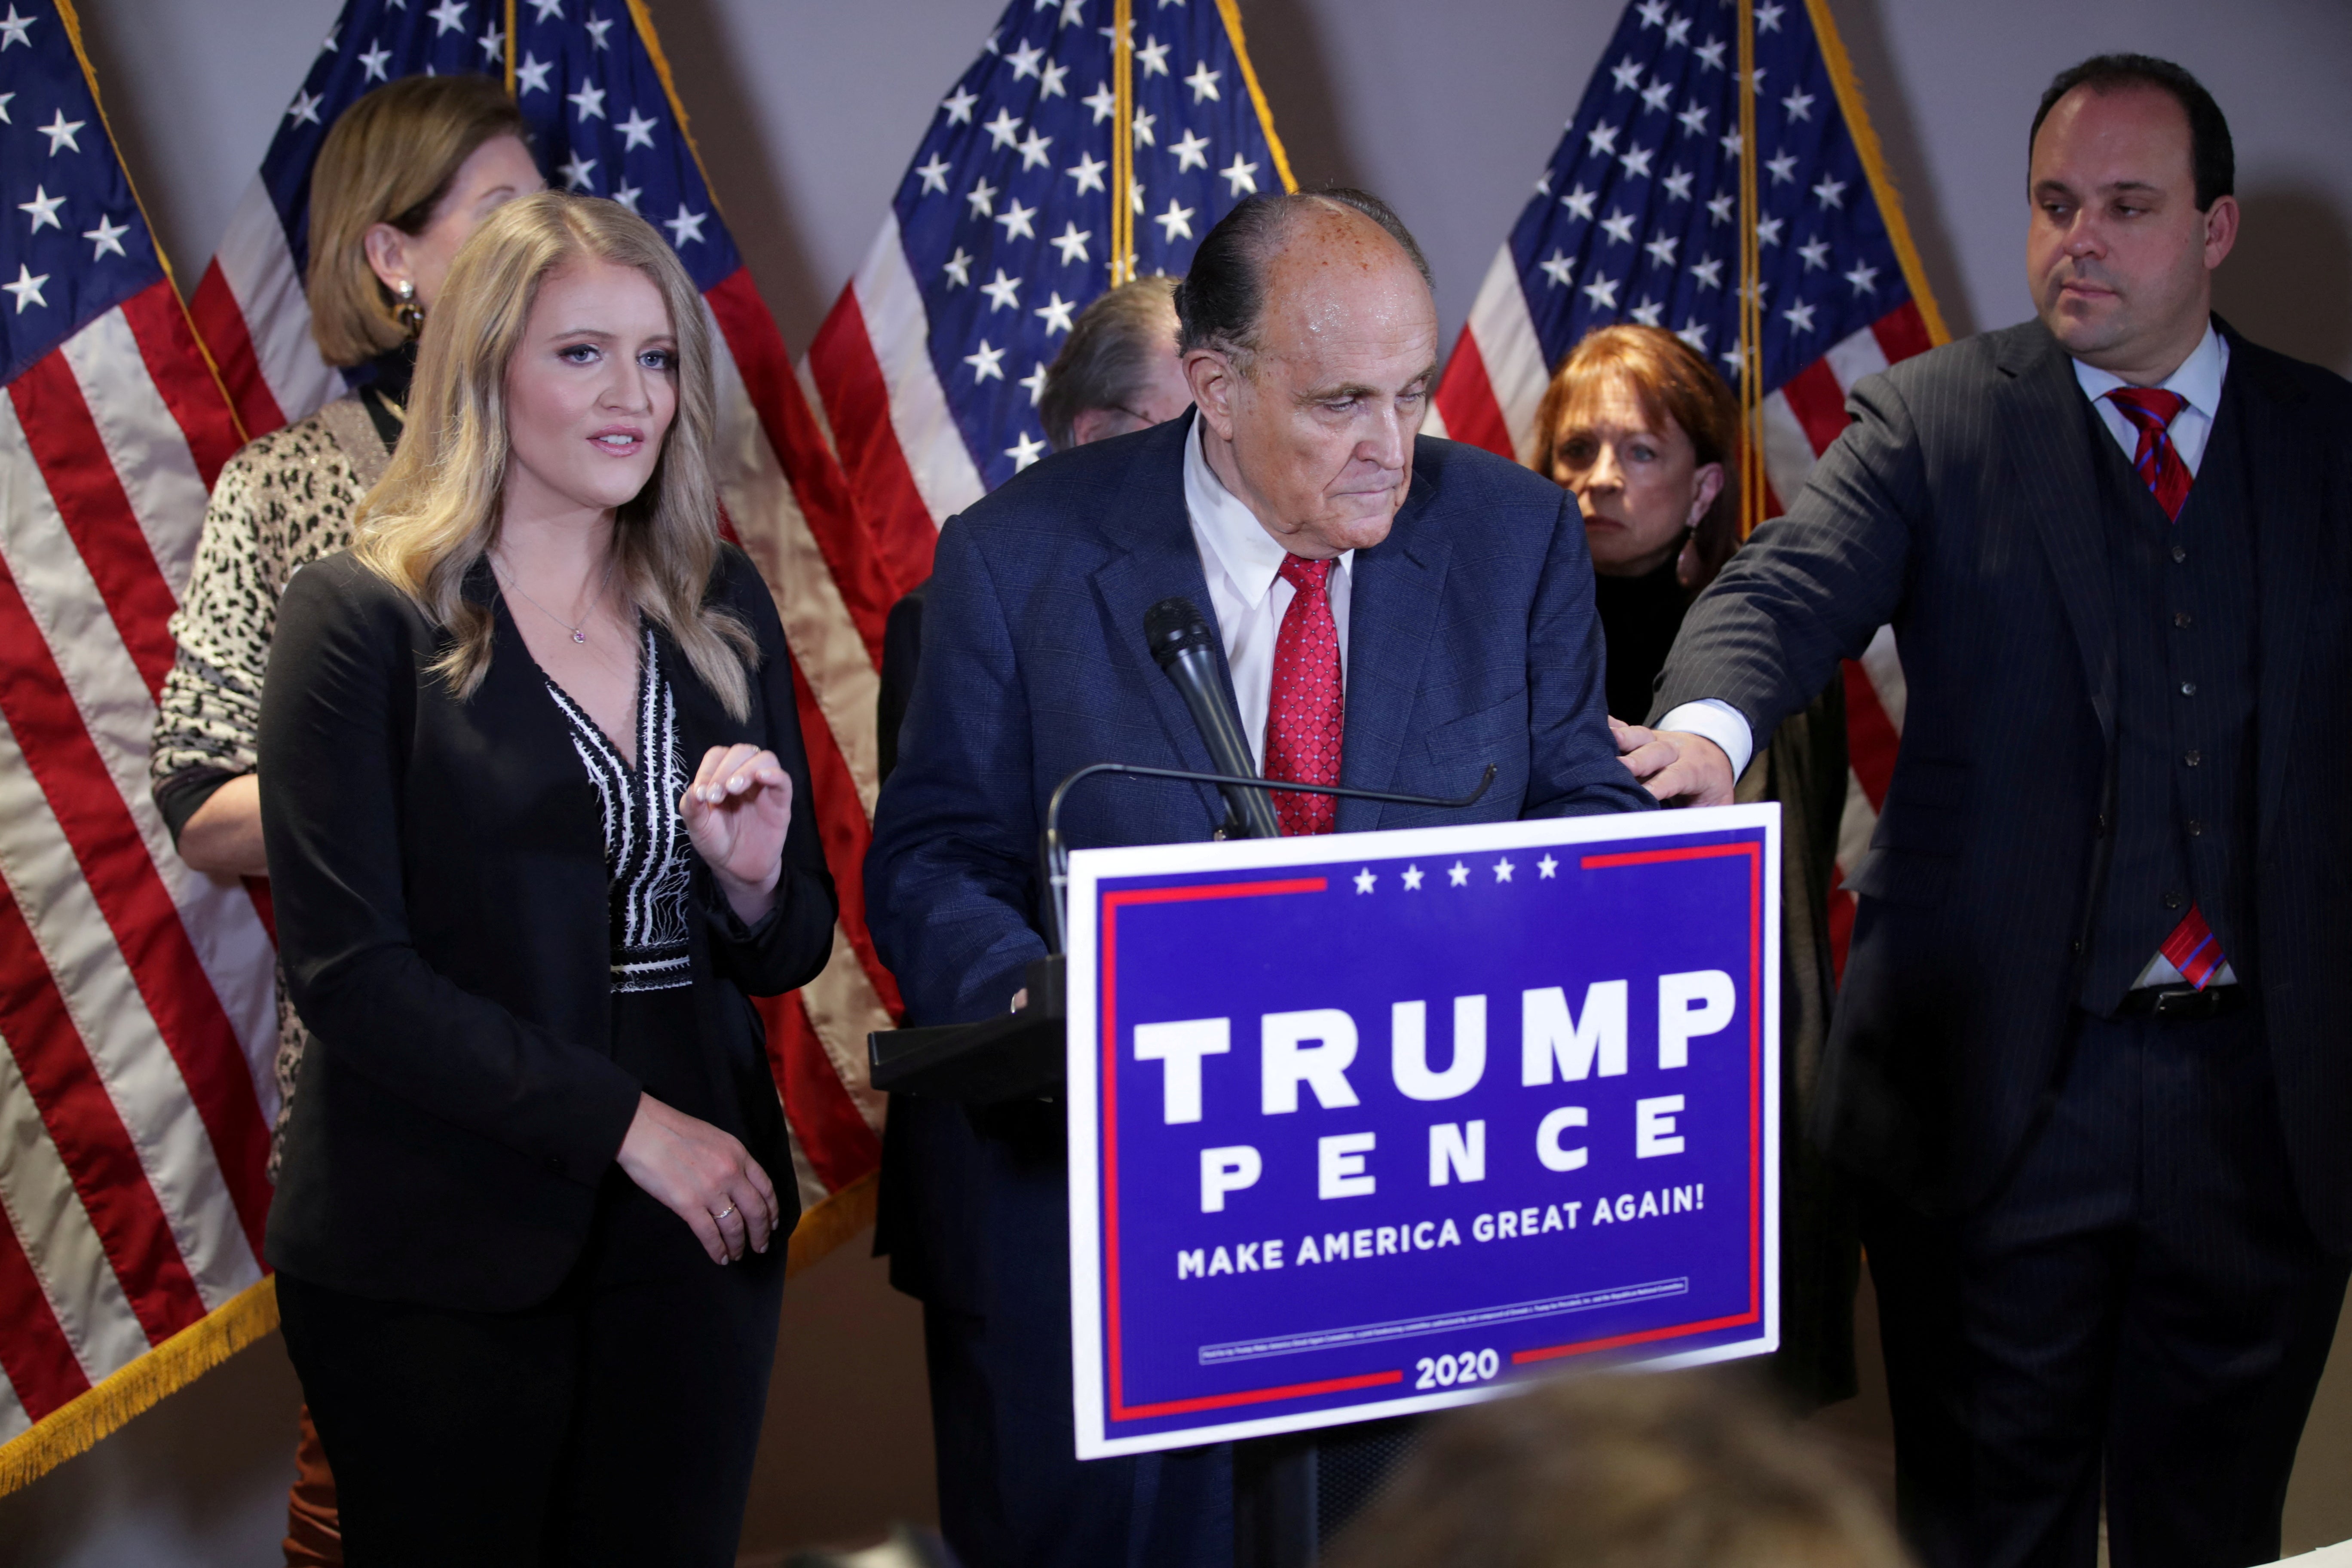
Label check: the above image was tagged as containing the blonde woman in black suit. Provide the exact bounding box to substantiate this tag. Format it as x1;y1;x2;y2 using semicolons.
258;191;835;1565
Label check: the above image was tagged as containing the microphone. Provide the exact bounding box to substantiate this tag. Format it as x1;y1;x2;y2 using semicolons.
1143;597;1283;841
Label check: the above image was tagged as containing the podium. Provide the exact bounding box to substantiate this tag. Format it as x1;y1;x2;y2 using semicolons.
870;785;1782;1564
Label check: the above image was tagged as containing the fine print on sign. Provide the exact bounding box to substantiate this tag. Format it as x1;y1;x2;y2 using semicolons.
1063;805;1781;1458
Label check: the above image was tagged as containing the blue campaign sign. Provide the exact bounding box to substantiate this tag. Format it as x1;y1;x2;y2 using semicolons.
1063;805;1779;1457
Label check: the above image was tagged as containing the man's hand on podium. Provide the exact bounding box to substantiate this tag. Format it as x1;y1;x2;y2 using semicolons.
1612;718;1737;808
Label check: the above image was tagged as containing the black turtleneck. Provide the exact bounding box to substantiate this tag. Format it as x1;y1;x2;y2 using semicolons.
353;341;416;452
1593;554;1692;723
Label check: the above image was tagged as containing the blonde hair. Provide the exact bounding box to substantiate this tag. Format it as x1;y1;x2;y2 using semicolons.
305;75;529;367
352;192;756;717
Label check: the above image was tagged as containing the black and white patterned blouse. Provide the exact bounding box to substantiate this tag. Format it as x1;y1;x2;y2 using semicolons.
544;625;694;993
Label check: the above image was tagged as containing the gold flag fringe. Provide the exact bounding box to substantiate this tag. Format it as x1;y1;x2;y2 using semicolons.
0;1274;281;1497
785;1168;879;1277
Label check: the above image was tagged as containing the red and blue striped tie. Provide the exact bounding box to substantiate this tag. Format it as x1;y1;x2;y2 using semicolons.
2106;386;2227;989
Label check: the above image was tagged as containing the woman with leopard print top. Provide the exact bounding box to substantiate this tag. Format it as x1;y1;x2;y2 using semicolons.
146;73;540;1568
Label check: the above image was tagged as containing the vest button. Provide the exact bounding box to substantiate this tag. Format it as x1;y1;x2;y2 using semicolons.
2171;544;2188;563
2179;681;2196;697
2071;939;2085;955
2187;818;2204;836
2093;814;2109;836
2164;891;2184;910
2173;611;2193;628
2183;750;2202;767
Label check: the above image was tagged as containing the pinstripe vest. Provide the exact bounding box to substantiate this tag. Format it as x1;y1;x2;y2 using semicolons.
2079;381;2259;1013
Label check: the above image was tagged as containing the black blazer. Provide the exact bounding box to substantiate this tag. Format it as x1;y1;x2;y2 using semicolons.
1653;318;2352;1246
258;545;836;1311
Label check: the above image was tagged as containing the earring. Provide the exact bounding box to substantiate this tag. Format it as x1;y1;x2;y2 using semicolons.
393;278;425;340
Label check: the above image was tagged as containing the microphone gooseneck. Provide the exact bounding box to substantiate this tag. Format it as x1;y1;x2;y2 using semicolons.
1143;597;1283;842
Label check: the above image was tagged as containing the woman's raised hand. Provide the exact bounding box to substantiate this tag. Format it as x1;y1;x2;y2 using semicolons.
680;743;792;924
614;1093;781;1264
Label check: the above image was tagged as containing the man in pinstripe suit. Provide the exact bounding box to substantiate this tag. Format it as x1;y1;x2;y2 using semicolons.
1617;55;2352;1568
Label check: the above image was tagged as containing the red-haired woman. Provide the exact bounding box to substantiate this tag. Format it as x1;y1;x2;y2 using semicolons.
1533;325;1857;1409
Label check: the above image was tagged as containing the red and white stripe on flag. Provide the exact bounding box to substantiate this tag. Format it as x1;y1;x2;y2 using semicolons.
0;0;282;1473
1426;0;1954;974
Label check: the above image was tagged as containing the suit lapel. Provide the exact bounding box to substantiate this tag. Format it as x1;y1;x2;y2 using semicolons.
1999;324;2117;741
2232;331;2322;839
1087;414;1235;827
1336;466;1453;833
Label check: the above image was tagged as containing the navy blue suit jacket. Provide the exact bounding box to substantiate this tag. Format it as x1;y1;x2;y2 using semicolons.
865;412;1651;1313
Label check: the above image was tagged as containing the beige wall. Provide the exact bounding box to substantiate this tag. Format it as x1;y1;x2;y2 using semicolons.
6;0;2348;1560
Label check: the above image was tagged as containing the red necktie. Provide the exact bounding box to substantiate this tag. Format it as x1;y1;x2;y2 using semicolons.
1264;554;1342;836
2105;385;2226;988
2105;386;2193;521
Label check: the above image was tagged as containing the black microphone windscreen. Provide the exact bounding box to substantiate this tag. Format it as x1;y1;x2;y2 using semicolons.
1144;597;1215;669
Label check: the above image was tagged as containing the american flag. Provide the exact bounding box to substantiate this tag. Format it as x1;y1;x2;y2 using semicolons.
806;0;1292;598
184;0;896;1262
0;0;273;1484
1429;0;1948;965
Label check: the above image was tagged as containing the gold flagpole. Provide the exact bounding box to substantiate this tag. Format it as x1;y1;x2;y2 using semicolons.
1736;0;1764;539
1110;0;1135;285
504;0;517;95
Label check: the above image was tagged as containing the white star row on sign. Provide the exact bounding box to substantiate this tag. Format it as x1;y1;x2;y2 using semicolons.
1357;853;1562;896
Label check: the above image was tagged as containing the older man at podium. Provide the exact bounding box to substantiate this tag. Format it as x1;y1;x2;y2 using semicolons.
866;189;1651;1568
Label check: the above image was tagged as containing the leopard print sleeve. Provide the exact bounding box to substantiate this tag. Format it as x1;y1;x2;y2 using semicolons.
151;412;373;790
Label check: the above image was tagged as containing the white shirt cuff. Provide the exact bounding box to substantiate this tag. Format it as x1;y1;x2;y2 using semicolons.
1655;699;1755;780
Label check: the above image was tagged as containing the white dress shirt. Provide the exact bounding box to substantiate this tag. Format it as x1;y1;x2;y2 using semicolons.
1183;419;1353;772
1655;323;2235;987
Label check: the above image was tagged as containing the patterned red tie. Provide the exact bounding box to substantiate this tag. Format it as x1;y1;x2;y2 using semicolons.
2105;385;2225;987
2105;386;2192;521
1264;554;1343;836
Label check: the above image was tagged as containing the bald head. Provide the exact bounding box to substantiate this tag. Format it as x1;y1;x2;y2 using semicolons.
1179;191;1439;559
1176;190;1434;362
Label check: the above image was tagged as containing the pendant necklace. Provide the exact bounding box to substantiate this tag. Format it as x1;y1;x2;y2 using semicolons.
494;551;612;645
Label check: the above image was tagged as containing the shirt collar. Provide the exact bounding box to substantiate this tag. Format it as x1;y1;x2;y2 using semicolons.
2070;319;2230;420
1182;416;1351;608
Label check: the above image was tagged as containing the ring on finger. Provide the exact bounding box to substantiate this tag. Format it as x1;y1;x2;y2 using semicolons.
713;1203;736;1222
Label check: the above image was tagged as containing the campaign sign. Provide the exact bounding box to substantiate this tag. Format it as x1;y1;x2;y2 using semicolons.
1063;805;1779;1457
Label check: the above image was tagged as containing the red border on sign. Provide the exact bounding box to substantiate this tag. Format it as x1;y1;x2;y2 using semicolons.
1504;840;1767;1361
1097;837;1767;1426
1101;879;1329;1422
